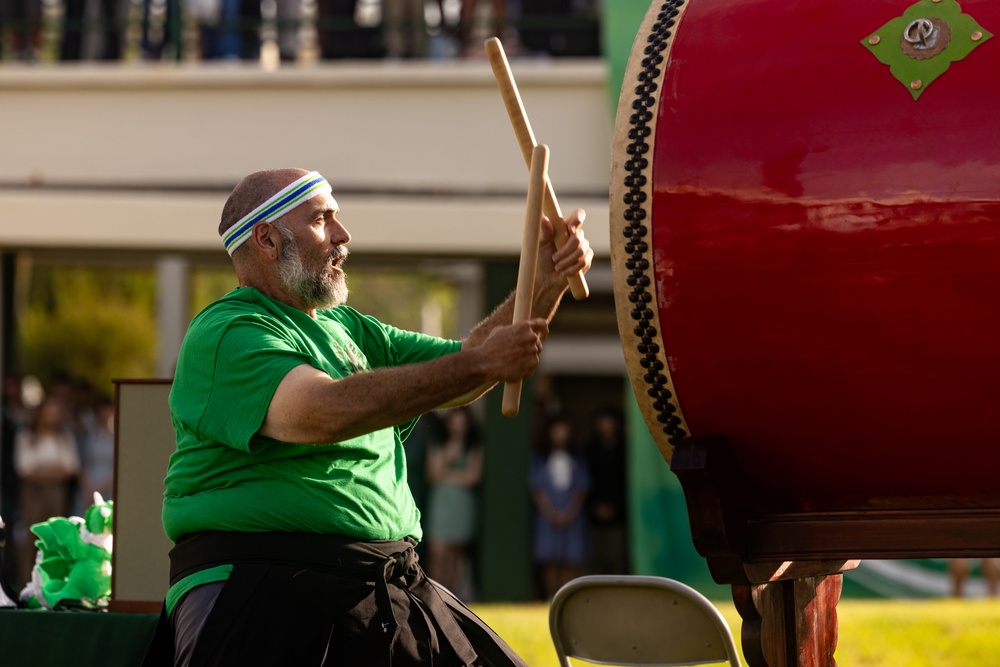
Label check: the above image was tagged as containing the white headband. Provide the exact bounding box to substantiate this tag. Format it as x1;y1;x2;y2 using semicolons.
222;171;334;255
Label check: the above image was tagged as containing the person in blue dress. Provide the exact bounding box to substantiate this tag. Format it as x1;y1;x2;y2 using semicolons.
530;414;589;599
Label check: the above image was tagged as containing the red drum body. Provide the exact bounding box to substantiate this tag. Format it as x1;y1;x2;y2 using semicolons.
611;0;1000;512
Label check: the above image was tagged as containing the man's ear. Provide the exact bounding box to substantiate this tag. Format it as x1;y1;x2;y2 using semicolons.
251;222;280;260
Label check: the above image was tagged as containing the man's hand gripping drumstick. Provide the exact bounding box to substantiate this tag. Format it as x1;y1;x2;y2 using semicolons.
444;201;590;412
485;36;590;301
440;165;591;411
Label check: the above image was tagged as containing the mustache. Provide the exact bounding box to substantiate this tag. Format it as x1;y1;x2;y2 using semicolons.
329;246;349;266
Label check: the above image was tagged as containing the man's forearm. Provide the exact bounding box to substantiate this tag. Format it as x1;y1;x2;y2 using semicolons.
464;292;516;349
463;280;566;350
316;348;495;442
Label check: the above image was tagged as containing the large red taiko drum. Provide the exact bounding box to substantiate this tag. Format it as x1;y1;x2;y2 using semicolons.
611;0;1000;513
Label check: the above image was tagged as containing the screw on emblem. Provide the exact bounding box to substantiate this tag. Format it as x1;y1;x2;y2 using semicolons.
900;17;951;59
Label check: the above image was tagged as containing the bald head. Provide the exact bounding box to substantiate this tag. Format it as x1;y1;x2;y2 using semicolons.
219;168;310;245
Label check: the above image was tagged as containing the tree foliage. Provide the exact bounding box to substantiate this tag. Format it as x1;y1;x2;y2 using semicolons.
17;266;156;399
347;269;458;338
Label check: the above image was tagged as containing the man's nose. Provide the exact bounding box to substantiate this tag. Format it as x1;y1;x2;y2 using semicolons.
331;219;351;245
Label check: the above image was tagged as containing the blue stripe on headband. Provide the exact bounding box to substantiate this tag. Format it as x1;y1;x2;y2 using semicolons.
222;171;333;255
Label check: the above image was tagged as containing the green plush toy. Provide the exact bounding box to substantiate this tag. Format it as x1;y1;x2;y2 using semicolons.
19;493;114;610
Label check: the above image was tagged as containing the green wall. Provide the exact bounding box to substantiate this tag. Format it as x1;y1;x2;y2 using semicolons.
601;0;656;120
626;383;729;599
478;260;537;601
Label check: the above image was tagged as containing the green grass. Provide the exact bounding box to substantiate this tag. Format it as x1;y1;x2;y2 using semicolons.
471;599;1000;666
836;600;1000;667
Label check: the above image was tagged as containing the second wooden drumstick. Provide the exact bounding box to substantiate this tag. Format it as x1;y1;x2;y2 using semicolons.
502;144;549;417
485;36;590;301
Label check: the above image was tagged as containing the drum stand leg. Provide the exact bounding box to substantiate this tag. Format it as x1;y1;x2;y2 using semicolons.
733;572;843;667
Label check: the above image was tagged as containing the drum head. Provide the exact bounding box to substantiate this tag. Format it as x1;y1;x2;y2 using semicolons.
611;0;1000;511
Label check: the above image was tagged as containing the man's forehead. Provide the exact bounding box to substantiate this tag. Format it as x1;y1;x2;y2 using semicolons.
303;191;339;214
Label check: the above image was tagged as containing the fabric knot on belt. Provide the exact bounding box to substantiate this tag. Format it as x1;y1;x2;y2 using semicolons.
376;543;477;665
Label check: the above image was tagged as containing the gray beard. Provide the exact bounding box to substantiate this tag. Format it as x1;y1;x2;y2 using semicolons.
276;227;349;311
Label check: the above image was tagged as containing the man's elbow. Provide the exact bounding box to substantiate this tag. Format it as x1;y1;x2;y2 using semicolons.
259;410;356;445
437;383;495;410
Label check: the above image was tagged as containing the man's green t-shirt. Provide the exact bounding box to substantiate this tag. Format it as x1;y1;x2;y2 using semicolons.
163;287;462;546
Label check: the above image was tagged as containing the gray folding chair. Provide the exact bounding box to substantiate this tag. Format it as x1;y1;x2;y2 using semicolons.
548;575;742;666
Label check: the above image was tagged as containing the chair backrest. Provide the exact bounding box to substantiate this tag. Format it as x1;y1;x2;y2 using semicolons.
548;575;742;667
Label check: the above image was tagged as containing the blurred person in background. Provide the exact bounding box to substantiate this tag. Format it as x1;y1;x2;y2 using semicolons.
315;0;383;58
530;413;589;599
382;0;426;58
585;406;628;574
140;0;181;60
190;0;261;60
14;395;80;587
518;0;600;57
273;0;301;62
77;397;115;508
424;406;483;599
59;0;127;60
0;0;41;61
457;0;507;57
949;558;999;598
0;374;28;585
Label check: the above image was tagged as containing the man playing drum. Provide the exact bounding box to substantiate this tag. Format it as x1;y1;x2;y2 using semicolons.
142;167;592;666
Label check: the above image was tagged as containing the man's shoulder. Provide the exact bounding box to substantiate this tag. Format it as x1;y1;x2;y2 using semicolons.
191;288;289;329
180;292;298;362
172;290;306;395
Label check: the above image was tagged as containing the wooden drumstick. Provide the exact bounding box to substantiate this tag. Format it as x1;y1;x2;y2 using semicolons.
484;36;590;301
502;144;549;418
